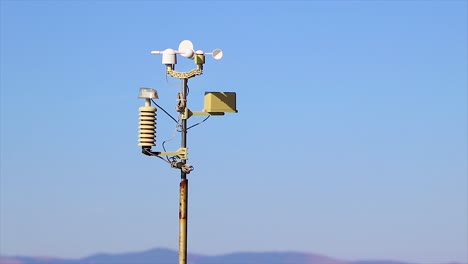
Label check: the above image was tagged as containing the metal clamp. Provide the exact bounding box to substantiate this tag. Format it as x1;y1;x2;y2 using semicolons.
180;108;225;120
157;148;188;160
171;161;194;174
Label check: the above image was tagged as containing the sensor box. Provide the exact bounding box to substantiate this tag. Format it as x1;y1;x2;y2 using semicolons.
203;92;237;113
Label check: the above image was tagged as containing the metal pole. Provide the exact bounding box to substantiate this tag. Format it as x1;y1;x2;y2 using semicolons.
181;78;188;179
179;178;188;264
179;78;188;264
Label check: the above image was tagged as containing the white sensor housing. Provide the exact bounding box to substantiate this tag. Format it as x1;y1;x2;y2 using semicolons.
138;88;159;99
162;49;176;65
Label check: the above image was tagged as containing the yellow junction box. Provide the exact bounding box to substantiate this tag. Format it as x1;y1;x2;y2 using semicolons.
203;92;237;113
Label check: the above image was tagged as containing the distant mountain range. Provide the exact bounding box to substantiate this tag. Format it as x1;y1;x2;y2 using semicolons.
0;247;463;264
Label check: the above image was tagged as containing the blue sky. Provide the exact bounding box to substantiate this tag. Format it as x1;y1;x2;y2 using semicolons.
0;0;467;263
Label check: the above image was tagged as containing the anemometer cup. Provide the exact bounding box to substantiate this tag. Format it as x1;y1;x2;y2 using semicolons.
211;49;223;60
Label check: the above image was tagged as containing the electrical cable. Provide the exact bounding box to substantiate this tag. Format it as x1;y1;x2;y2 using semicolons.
155;155;172;164
165;72;188;91
151;99;178;124
176;116;183;132
162;119;181;161
187;115;210;130
165;72;180;89
143;148;172;165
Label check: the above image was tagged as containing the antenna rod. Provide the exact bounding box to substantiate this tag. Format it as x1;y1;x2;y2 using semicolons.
181;78;188;180
179;78;188;264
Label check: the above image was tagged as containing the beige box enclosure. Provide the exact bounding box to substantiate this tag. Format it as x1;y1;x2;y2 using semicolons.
202;92;237;113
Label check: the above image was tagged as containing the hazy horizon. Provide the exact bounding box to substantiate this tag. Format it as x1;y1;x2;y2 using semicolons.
2;246;467;264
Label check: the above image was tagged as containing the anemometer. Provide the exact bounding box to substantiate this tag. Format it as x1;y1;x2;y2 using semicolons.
150;39;223;63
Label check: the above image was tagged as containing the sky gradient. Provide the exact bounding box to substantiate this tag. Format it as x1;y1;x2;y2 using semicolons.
0;1;467;263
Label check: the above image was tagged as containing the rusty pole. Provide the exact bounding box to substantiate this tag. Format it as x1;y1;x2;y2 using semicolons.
179;78;188;264
179;178;188;264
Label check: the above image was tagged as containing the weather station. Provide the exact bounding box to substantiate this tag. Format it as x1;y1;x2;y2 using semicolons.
137;40;237;264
